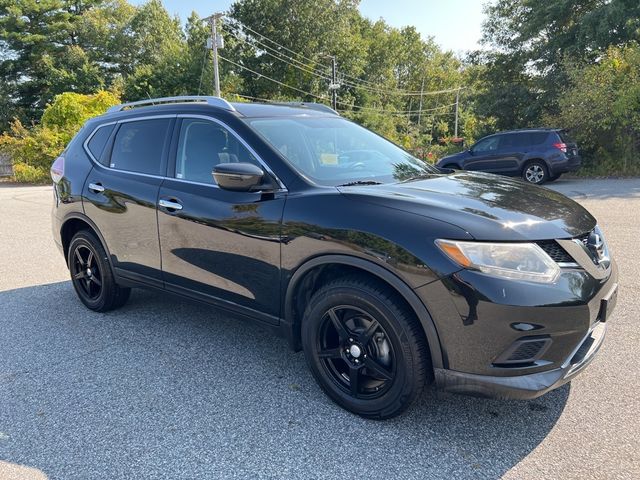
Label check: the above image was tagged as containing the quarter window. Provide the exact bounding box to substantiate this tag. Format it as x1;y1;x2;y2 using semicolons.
110;119;172;175
175;119;259;185
87;124;115;161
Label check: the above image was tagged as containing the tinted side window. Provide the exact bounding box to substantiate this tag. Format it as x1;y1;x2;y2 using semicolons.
473;136;500;153
528;132;549;145
499;134;520;148
175;119;259;185
110;119;171;175
87;124;115;161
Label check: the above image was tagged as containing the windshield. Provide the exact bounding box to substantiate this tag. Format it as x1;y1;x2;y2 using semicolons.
245;116;438;186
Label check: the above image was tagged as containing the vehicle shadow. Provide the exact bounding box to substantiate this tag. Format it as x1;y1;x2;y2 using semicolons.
0;282;568;479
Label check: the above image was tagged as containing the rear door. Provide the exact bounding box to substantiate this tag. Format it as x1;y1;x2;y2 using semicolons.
491;133;524;174
157;115;286;323
83;115;175;287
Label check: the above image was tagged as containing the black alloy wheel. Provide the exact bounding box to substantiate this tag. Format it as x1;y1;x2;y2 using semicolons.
317;305;396;399
302;276;431;419
71;244;103;301
68;230;131;312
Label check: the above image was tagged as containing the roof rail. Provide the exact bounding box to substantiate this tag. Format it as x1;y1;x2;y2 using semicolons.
277;102;339;116
107;96;236;113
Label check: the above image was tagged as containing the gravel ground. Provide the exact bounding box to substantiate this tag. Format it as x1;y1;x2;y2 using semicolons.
0;178;638;480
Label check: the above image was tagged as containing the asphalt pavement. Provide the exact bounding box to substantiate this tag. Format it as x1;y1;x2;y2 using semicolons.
0;178;638;480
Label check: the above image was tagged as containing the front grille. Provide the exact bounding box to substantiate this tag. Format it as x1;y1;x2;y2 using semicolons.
575;232;590;246
536;229;594;265
537;240;573;263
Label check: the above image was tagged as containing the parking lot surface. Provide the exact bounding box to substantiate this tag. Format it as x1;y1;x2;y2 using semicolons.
0;178;639;479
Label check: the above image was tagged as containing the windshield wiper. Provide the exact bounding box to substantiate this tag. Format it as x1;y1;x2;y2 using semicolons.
336;180;383;187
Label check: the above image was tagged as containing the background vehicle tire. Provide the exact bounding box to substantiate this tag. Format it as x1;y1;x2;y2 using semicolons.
67;230;131;312
522;160;549;185
301;275;431;419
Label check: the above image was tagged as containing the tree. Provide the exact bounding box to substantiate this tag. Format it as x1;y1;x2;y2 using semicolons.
548;44;640;174
0;0;105;121
477;0;640;124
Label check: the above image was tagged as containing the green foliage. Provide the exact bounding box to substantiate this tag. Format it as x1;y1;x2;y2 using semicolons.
547;44;640;175
2;0;638;176
12;163;50;183
41;91;120;142
0;91;119;182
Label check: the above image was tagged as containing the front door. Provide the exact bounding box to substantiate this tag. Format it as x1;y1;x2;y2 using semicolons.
466;135;501;172
157;116;285;324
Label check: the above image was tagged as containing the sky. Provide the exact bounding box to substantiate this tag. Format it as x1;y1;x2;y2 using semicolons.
129;0;487;54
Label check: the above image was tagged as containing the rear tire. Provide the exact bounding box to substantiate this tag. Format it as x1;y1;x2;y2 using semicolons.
301;276;431;419
68;230;131;312
522;160;549;185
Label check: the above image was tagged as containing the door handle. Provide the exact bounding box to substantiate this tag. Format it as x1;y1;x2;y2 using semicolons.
158;199;183;211
88;182;105;193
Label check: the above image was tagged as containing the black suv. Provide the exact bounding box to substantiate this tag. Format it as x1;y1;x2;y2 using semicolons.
436;129;581;184
51;97;616;418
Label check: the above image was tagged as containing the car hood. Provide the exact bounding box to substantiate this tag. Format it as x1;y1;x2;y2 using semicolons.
337;172;596;241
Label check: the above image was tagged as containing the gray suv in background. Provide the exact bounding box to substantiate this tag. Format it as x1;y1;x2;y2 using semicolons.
436;129;581;184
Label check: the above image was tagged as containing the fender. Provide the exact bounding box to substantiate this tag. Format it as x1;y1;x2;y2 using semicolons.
283;254;444;369
60;212;115;271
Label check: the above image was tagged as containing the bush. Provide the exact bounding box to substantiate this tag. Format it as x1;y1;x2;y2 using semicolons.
12;163;50;183
548;44;640;175
0;90;120;182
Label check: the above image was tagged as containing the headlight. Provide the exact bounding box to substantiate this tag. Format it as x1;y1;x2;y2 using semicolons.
435;239;560;283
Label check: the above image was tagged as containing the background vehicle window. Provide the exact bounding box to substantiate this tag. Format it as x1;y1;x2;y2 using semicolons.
175;119;259;185
110;119;171;175
528;132;549;145
473;136;500;153
87;124;115;161
498;134;519;149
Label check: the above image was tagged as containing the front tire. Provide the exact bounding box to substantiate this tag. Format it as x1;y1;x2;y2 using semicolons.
68;230;131;312
522;160;549;184
301;276;431;419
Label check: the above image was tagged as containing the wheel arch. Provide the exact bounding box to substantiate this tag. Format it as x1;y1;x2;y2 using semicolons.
521;157;549;172
441;162;460;169
60;213;113;269
283;254;444;370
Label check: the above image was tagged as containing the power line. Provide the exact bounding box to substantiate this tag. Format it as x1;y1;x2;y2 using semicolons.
223;17;464;97
222;24;333;81
219;55;330;101
223;54;458;115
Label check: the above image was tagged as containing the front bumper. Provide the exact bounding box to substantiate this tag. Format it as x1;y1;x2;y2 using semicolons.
434;320;607;399
417;256;618;400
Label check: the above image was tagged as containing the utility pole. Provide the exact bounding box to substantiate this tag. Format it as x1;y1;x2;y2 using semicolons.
205;13;224;97
417;78;425;127
330;56;338;110
454;88;460;138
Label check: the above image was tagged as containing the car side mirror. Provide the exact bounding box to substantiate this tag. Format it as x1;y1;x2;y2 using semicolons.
213;162;270;192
